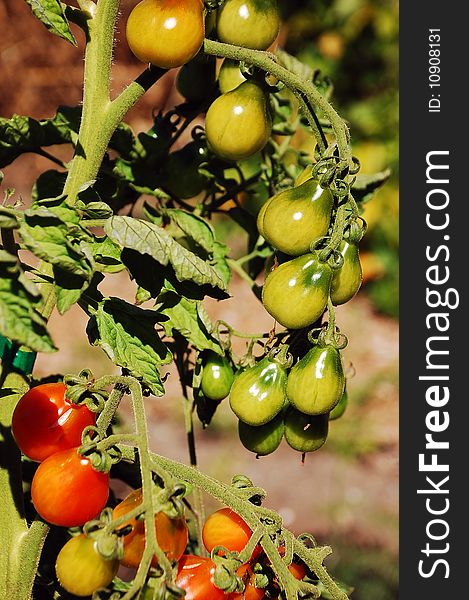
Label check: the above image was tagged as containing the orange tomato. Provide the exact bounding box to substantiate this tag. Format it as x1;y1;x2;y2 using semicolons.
202;508;256;556
126;0;205;69
113;488;188;568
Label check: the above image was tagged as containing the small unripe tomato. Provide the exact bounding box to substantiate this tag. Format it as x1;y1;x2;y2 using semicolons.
262;253;332;330
177;54;217;103
330;241;363;305
12;382;95;462
260;179;334;256
205;81;272;161
238;413;284;456
218;59;247;94
31;448;109;527
284;408;329;454
126;0;205;69
113;488;188;568
329;389;348;420
200;351;235;402
216;0;280;50
229;356;288;426
55;534;119;597
286;345;345;415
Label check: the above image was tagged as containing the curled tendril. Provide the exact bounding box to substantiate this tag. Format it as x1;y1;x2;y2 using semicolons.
232;474;254;489
326;249;345;270
309;235;331;253
307;327;325;345
346;216;367;243
349;155;361;175
297;533;318;548
81;425;102;445
330;179;350;201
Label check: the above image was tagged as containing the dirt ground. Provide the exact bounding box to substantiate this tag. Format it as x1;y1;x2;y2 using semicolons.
1;3;399;596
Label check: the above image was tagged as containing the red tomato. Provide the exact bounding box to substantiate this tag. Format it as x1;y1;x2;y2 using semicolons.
31;448;109;527
176;555;226;600
203;508;259;557
113;488;188;568
11;383;95;462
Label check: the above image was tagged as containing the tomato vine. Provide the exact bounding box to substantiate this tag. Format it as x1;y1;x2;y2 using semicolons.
0;0;389;598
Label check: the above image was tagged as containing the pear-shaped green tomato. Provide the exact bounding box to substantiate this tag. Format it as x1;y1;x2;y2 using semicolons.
262;253;332;329
229;357;287;426
330;241;363;305
205;81;272;161
216;0;280;50
200;352;235;402
218;59;247;94
284;408;329;453
238;412;284;456
329;389;348;420
261;179;334;256
286;345;345;415
256;195;274;238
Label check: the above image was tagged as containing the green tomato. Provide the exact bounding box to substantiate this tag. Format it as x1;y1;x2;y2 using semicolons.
218;58;247;94
216;0;280;50
261;179;334;256
229;356;288;426
176;54;217;103
294;165;314;187
329;389;348;421
286;345;345;415
55;534;119;597
284;408;329;453
238;412;284;456
205;81;272;161
262;253;332;329
161;140;209;199
200;351;235;402
330;241;363;305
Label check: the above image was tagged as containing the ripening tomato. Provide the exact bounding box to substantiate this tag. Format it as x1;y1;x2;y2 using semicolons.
202;508;254;555
205;81;272;161
126;0;205;69
260;179;334;256
227;563;266;600
55;534;119;597
31;448;109;527
262;253;332;330
286;345;345;415
229;356;288;426
216;0;280;50
176;555;226;600
113;488;188;568
11;382;95;462
201;351;235;402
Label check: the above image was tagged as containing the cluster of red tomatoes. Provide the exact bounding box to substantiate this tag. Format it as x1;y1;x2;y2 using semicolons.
126;0;280;162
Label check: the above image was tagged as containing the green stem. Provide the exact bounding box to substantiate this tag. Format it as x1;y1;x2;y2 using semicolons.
226;258;258;289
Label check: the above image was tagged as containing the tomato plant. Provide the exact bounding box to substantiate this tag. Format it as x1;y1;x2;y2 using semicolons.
0;0;390;598
11;382;95;462
126;0;205;68
31;448;109;527
55;534;119;597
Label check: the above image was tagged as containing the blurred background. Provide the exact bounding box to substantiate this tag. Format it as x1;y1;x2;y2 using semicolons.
0;0;398;598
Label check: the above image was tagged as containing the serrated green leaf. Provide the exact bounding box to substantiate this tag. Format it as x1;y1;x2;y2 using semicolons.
91;236;124;274
87;298;172;396
158;291;222;354
25;0;76;46
20;209;93;278
352;169;391;203
0;251;55;353
165;209;216;254
105;216;227;291
32;170;67;204
0;106;80;168
53;266;89;314
76;201;114;220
